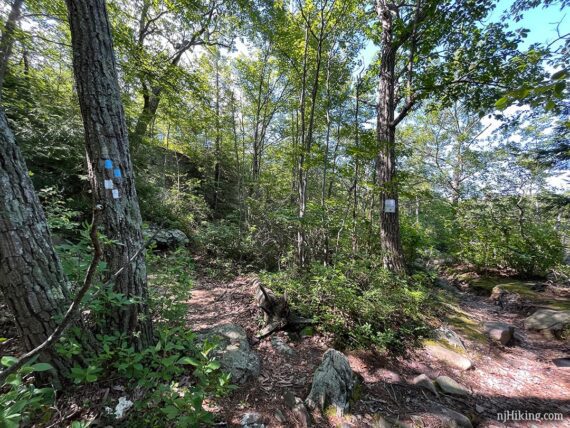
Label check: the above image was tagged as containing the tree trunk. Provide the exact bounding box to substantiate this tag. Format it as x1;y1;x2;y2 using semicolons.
0;0;93;383
0;110;81;379
66;0;153;348
131;86;161;151
0;0;22;97
376;1;406;273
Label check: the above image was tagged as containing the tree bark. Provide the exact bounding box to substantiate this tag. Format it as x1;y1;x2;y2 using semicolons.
0;0;23;97
0;110;81;380
66;0;153;348
0;0;93;383
376;1;406;273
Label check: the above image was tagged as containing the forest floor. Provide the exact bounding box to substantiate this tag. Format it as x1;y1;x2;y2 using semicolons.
1;261;569;427
188;267;570;428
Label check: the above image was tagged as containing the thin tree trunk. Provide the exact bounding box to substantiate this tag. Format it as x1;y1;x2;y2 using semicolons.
66;0;153;348
352;77;362;256
376;1;406;273
296;27;310;267
213;51;222;214
0;0;23;98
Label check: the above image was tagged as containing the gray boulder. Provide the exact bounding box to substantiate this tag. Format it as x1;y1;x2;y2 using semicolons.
305;349;356;415
411;374;438;395
241;412;265;428
525;309;570;336
435;376;470;396
484;321;514;345
436;327;466;350
147;227;189;250
202;324;260;383
431;404;473;428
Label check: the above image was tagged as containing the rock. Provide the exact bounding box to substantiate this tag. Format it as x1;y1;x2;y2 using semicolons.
305;349;355;414
425;343;473;370
553;358;570;367
241;412;265;428
436;277;459;294
530;282;547;292
411;374;438;395
202;324;260;383
524;309;570;336
146;227;189;250
455;272;478;283
484;322;514;345
271;336;296;357
436;327;466;350
431;404;473;428
435;376;470;396
490;286;521;310
284;391;311;427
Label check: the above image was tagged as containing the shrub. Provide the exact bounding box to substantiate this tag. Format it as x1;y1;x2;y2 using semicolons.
262;259;433;351
0;356;55;428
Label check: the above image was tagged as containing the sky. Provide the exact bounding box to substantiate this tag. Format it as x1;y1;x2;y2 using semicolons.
359;0;569;191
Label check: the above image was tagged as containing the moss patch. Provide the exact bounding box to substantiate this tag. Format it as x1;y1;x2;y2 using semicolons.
446;314;487;344
470;277;542;297
471;277;570;310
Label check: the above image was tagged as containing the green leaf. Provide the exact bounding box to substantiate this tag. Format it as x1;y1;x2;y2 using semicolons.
161;405;179;419
31;363;54;372
178;356;200;366
1;356;18;367
205;360;221;371
551;69;567;80
494;96;509;109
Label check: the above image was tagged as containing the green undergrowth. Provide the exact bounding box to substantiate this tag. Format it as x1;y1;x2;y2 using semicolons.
50;239;233;427
66;248;233;427
261;259;435;352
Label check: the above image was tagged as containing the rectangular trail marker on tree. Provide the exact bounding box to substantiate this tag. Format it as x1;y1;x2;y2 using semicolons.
384;199;396;213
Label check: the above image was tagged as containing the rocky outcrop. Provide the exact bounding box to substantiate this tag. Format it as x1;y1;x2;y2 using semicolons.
524;309;570;337
490;286;522;310
271;336;296;357
201;324;260;383
436;326;466;350
305;349;356;414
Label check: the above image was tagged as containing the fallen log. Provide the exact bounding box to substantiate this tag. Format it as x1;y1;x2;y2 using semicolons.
252;277;313;339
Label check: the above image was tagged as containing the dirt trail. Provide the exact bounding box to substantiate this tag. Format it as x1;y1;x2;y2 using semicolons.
187;272;570;427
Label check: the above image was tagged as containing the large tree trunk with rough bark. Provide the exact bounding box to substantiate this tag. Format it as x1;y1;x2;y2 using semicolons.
66;0;153;348
0;0;91;382
0;111;80;379
376;1;406;274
